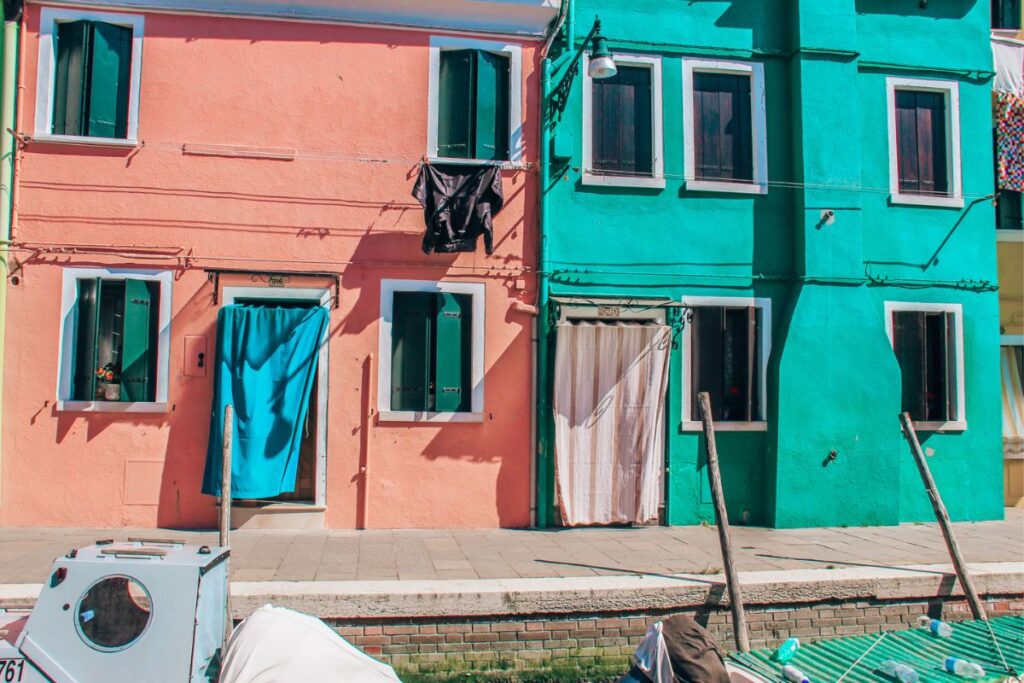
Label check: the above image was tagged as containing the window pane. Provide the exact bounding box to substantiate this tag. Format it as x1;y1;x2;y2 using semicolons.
73;278;100;400
924;312;949;421
391;292;433;411
997;190;1023;230
693;72;752;182
438;50;474;159
993;0;1022;29
893;311;954;422
691;306;759;422
894;311;927;420
53;21;90;136
895;89;948;196
592;65;653;177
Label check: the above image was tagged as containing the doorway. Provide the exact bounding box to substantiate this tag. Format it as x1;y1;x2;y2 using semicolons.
220;287;330;512
552;299;671;527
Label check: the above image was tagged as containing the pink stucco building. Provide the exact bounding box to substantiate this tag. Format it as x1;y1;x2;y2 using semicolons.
0;0;553;529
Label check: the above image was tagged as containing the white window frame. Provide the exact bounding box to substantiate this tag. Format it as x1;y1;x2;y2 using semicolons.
57;268;172;413
34;7;144;146
682;58;768;195
426;36;523;166
885;77;963;209
221;286;331;508
884;301;967;432
582;53;665;189
681;295;771;432
378;279;486;423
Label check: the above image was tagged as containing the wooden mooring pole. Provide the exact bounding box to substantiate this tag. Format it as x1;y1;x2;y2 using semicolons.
219;404;234;548
220;404;235;644
900;412;987;621
698;392;750;653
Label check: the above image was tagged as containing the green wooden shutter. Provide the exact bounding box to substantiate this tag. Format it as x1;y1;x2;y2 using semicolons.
438;50;474;159
53;21;91;136
474;51;510;161
72;278;101;400
434;293;472;413
391;292;433;412
87;22;132;138
120;279;154;401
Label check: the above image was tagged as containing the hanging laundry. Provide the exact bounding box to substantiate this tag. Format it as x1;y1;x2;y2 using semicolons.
992;38;1024;96
202;305;329;499
996;92;1024;193
412;163;504;255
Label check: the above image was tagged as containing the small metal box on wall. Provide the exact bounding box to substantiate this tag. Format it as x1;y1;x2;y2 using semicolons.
9;540;229;682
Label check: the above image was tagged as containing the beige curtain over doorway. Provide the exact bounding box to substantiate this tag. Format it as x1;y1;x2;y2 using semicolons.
553;321;671;527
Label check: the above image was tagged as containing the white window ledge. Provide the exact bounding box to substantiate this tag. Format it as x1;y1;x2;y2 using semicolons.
57;401;168;414
889;193;964;209
997;229;1024;243
581;173;666;189
685;179;767;195
912;420;967;433
427;156;527;171
28;134;140;149
681;420;768;433
378;411;484;424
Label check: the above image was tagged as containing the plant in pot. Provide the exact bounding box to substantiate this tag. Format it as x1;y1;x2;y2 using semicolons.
95;363;121;401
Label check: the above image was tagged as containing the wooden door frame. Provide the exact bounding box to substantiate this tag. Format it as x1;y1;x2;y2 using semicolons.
221;286;331;507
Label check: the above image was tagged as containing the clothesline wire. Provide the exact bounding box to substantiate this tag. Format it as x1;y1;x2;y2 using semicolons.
15;132;1010;200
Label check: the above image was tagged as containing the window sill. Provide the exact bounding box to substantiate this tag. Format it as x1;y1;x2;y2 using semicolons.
581;173;666;189
889;193;964;209
427;157;528;171
57;400;168;414
378;410;484;424
912;420;967;433
997;229;1024;243
684;180;767;196
28;133;140;149
681;420;768;433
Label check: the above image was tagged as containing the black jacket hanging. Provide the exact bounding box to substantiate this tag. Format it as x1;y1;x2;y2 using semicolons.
412;163;504;255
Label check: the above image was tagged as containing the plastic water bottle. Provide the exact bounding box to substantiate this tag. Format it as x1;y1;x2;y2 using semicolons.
772;637;800;662
781;665;810;683
943;657;985;678
879;660;919;683
917;615;953;637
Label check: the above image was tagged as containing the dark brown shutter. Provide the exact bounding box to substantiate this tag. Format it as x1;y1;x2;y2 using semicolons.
693;72;752;181
895;90;948;196
693;307;726;421
592;65;652;176
894;311;928;421
943;312;958;422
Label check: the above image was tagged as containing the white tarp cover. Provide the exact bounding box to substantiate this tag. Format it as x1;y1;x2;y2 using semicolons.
993;37;1024;96
219;605;401;683
553;321;671;527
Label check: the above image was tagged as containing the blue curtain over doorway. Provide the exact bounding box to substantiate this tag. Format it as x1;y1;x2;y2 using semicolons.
202;305;329;499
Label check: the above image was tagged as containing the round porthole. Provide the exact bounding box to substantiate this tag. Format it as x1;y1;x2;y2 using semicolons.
75;575;152;652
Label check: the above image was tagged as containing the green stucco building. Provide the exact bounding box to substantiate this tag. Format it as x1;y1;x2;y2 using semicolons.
537;0;1004;528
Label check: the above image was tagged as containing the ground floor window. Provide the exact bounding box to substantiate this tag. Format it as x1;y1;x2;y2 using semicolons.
1002;341;1024;459
378;280;485;420
59;269;172;407
682;297;771;429
886;303;965;427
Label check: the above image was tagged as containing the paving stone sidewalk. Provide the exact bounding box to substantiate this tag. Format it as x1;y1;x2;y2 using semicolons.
0;509;1020;584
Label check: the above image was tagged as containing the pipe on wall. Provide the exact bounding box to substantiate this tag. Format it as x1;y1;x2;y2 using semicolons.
0;10;19;508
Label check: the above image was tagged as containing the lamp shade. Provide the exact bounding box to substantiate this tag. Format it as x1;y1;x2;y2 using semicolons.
588;35;617;79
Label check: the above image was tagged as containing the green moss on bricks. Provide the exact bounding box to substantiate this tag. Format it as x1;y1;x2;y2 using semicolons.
397;654;630;683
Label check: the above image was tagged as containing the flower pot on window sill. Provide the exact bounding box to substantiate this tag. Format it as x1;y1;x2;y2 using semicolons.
102;383;121;401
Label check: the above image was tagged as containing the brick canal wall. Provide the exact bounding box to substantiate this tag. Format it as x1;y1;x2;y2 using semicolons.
330;596;1024;676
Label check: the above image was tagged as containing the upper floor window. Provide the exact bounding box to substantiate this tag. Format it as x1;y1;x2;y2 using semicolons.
682;297;771;431
378;280;485;422
428;37;522;164
886;303;965;430
58;269;172;411
998;190;1023;231
993;0;1022;29
682;59;768;195
582;54;664;189
886;78;963;208
36;8;143;143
